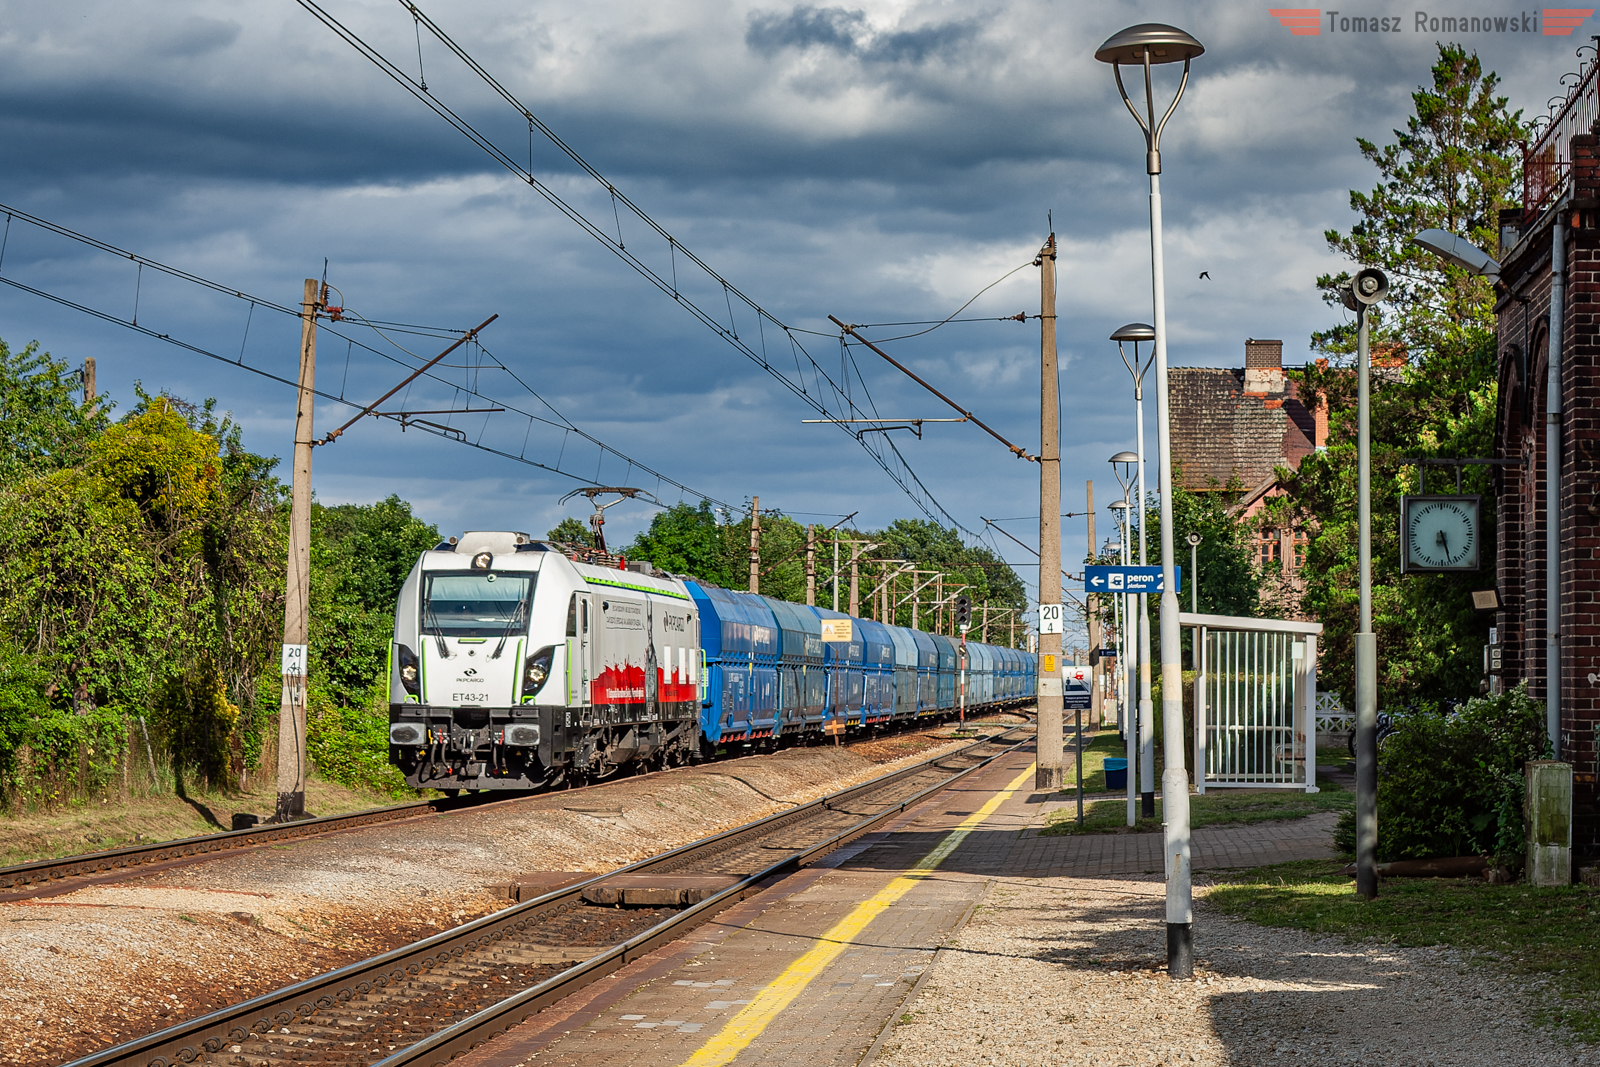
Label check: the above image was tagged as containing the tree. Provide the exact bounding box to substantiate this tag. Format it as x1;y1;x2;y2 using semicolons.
1313;43;1523;359
547;517;596;547
1288;43;1520;707
308;496;439;709
626;501;737;586
0;338;107;484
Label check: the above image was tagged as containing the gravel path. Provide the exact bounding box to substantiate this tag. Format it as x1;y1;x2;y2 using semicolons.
873;875;1594;1067
0;721;1017;1067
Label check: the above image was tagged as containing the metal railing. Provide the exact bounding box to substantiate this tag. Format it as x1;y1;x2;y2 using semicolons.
1180;612;1323;793
1524;55;1600;222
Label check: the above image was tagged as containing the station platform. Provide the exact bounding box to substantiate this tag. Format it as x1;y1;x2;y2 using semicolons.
452;743;1335;1067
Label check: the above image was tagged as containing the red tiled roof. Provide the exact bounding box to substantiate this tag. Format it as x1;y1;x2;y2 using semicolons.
1168;367;1317;490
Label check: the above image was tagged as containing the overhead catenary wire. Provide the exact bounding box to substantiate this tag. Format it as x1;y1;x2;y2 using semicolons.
0;208;739;512
292;0;985;541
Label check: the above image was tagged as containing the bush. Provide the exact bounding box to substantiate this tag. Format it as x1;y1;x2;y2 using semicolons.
1361;685;1545;864
305;693;416;799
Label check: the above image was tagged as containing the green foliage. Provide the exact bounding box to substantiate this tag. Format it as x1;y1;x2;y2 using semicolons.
0;336;441;804
1356;685;1546;864
308;496;439;712
547;517;596;547
1314;43;1525;358
305;692;414;799
0;338;108;481
1289;43;1514;707
626;501;736;585
623;505;1026;639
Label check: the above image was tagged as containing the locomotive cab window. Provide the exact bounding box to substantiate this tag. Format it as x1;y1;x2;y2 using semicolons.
422;572;536;637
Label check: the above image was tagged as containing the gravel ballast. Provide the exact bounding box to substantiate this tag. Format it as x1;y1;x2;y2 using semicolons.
873;875;1595;1067
0;722;1016;1067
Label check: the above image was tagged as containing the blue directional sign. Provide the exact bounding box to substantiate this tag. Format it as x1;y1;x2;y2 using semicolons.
1083;565;1181;594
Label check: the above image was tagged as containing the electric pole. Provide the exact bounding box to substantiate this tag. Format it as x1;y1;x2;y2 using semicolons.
82;357;96;409
1037;234;1064;791
748;496;760;594
276;278;318;823
832;532;840;612
1087;480;1101;729
806;524;816;606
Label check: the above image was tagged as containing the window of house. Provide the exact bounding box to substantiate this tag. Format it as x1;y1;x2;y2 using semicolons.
1292;530;1309;570
1259;528;1281;567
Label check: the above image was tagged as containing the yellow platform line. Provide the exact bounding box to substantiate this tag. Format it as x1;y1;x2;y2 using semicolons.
677;760;1038;1067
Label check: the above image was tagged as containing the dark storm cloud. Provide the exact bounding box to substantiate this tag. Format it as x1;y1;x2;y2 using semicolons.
0;0;1586;573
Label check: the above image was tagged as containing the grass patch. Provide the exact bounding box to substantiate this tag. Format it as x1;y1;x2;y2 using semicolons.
1042;778;1352;836
1207;859;1600;1040
1059;728;1128;795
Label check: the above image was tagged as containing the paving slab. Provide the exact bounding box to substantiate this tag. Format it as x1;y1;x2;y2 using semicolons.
453;745;1342;1067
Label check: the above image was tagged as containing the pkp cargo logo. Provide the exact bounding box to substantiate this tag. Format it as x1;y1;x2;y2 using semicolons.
1269;8;1595;34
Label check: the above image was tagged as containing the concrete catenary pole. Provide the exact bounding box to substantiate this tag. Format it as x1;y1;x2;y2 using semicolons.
1087;481;1101;728
832;532;840;612
276;278;318;824
806;524;816;607
82;357;96;408
748;497;760;594
1036;233;1064;792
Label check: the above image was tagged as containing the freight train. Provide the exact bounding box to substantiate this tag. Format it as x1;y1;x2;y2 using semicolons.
386;530;1038;793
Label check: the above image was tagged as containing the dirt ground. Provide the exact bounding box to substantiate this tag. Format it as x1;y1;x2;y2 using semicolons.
0;716;1023;1067
878;875;1592;1067
0;775;401;867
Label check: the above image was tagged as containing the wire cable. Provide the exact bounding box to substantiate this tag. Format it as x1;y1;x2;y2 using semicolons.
293;0;983;540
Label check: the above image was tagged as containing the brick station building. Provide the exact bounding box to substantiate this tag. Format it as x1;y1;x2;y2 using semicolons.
1494;100;1600;853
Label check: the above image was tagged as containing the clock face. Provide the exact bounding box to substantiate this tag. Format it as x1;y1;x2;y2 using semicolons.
1402;496;1480;572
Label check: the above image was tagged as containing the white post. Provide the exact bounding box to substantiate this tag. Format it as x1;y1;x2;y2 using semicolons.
1151;164;1194;977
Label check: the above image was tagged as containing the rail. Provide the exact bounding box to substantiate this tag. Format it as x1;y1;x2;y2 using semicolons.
60;722;1034;1067
0;708;1030;902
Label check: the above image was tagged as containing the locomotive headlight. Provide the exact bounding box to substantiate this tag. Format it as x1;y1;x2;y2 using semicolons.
396;644;421;696
389;722;425;746
472;551;493;570
523;645;555;698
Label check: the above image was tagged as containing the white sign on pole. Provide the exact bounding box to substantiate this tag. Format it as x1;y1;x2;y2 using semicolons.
281;643;308;677
1038;603;1063;634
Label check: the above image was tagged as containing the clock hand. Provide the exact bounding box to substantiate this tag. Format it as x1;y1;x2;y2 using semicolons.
1436;528;1448;556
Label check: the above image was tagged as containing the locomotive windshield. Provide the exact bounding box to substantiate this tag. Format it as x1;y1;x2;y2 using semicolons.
421;572;536;638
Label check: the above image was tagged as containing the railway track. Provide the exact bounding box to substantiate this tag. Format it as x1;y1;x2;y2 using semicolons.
62;722;1035;1067
0;711;1029;905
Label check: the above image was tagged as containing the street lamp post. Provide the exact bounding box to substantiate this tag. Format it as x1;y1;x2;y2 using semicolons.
1113;324;1158;819
1097;21;1204;977
1187;532;1202;613
1340;266;1390;901
1110;488;1136;828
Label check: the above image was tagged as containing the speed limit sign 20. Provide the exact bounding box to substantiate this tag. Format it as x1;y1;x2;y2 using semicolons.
1038;603;1063;634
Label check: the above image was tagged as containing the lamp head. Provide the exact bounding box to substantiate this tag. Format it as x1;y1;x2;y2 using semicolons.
1110;323;1156;343
1110;450;1139;464
1412;228;1501;279
1095;24;1205;64
1109;499;1131;511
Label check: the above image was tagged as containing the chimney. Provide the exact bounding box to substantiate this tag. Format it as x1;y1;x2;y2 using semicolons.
1243;338;1285;394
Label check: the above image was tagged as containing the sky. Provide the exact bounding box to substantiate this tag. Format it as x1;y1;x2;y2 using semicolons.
0;0;1583;631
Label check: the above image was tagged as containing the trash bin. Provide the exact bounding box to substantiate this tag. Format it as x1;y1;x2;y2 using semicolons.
1104;757;1128;791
